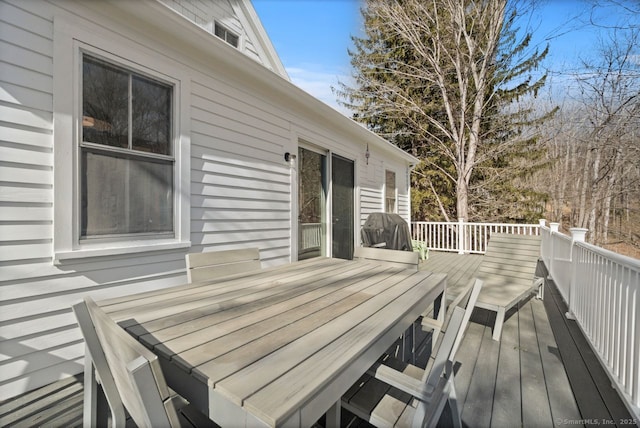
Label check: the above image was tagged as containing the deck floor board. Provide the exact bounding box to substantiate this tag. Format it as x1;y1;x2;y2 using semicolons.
1;252;633;427
460;316;500;427
491;305;522;426
519;300;554;427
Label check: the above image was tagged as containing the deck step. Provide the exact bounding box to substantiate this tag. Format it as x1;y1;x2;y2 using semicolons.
0;374;84;428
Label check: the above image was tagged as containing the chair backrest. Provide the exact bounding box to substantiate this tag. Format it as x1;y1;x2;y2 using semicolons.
428;278;483;360
450;278;483;358
186;247;261;283
423;279;483;387
478;233;541;286
353;246;419;270
423;307;465;389
72;297;181;428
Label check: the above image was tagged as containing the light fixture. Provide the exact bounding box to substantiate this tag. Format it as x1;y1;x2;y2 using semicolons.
365;144;370;165
284;152;296;162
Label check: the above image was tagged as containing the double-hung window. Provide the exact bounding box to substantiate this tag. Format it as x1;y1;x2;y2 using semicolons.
385;170;397;213
81;54;174;239
53;17;190;262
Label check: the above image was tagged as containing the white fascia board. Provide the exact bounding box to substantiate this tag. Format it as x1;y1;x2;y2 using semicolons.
236;0;289;80
95;0;418;166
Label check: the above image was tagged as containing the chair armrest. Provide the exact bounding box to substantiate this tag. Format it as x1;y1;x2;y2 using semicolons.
421;317;443;332
371;363;436;402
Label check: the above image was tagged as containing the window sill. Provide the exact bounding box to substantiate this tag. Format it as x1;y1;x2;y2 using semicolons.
54;240;191;265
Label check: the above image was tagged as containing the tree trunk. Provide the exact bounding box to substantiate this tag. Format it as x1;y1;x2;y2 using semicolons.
577;148;592;228
457;175;469;221
602;148;622;244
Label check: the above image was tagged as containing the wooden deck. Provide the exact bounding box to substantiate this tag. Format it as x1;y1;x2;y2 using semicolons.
427;252;580;426
342;251;633;427
2;252;634;427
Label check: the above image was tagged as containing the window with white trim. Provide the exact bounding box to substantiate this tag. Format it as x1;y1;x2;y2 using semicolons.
214;22;239;48
385;170;397;213
81;55;174;239
53;17;191;261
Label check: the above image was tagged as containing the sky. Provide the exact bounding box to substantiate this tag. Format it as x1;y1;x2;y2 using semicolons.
252;0;639;115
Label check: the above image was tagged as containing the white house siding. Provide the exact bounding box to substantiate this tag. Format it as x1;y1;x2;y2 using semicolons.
0;0;415;400
358;148;412;231
158;0;264;66
188;78;292;264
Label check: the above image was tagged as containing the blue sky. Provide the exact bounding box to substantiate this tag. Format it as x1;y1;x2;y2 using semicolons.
253;0;361;112
252;0;638;113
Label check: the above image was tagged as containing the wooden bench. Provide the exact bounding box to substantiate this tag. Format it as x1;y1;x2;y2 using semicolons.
185;247;261;283
354;246;419;270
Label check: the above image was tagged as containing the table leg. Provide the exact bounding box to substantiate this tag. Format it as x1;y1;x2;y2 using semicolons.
326;401;341;428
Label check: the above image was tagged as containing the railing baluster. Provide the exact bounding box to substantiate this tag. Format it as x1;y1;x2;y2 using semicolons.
409;220;639;413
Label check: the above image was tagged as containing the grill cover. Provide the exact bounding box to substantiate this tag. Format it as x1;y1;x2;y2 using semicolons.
361;213;413;251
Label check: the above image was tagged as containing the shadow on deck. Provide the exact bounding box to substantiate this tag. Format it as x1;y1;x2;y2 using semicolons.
1;252;634;427
420;251;633;428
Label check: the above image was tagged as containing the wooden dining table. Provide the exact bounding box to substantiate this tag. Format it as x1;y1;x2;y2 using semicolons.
94;256;447;427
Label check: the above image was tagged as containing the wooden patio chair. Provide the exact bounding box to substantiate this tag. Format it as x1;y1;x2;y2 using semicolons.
422;278;483;358
72;297;217;428
474;233;543;341
342;307;468;428
185;247;261;283
354;246;420;270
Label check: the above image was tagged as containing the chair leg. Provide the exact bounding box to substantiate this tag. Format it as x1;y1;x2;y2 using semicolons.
492;307;505;341
448;382;462;428
535;277;544;300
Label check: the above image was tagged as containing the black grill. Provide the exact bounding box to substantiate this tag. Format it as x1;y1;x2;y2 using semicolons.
360;213;413;251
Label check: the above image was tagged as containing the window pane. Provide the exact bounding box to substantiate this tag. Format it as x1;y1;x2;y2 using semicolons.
132;75;171;155
83;56;128;148
214;23;225;39
227;32;239;48
81;150;173;237
385;170;396;213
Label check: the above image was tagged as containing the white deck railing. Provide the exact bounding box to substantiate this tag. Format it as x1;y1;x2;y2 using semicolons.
541;222;640;417
299;222;322;253
411;218;639;417
411;219;540;254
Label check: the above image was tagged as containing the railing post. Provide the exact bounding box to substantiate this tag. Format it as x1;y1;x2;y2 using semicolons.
458;218;465;254
566;227;588;320
548;222;559;281
538;219;546;260
570;228;588;242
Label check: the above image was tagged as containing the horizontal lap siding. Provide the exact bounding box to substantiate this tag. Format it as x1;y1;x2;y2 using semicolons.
0;0;409;402
0;0;54;271
160;0;212;29
360;188;383;227
0;1;93;400
189;79;292;266
0;0;290;400
159;0;263;64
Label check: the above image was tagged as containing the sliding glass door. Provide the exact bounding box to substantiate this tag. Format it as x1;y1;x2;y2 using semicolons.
331;154;354;260
297;147;355;260
297;147;326;260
